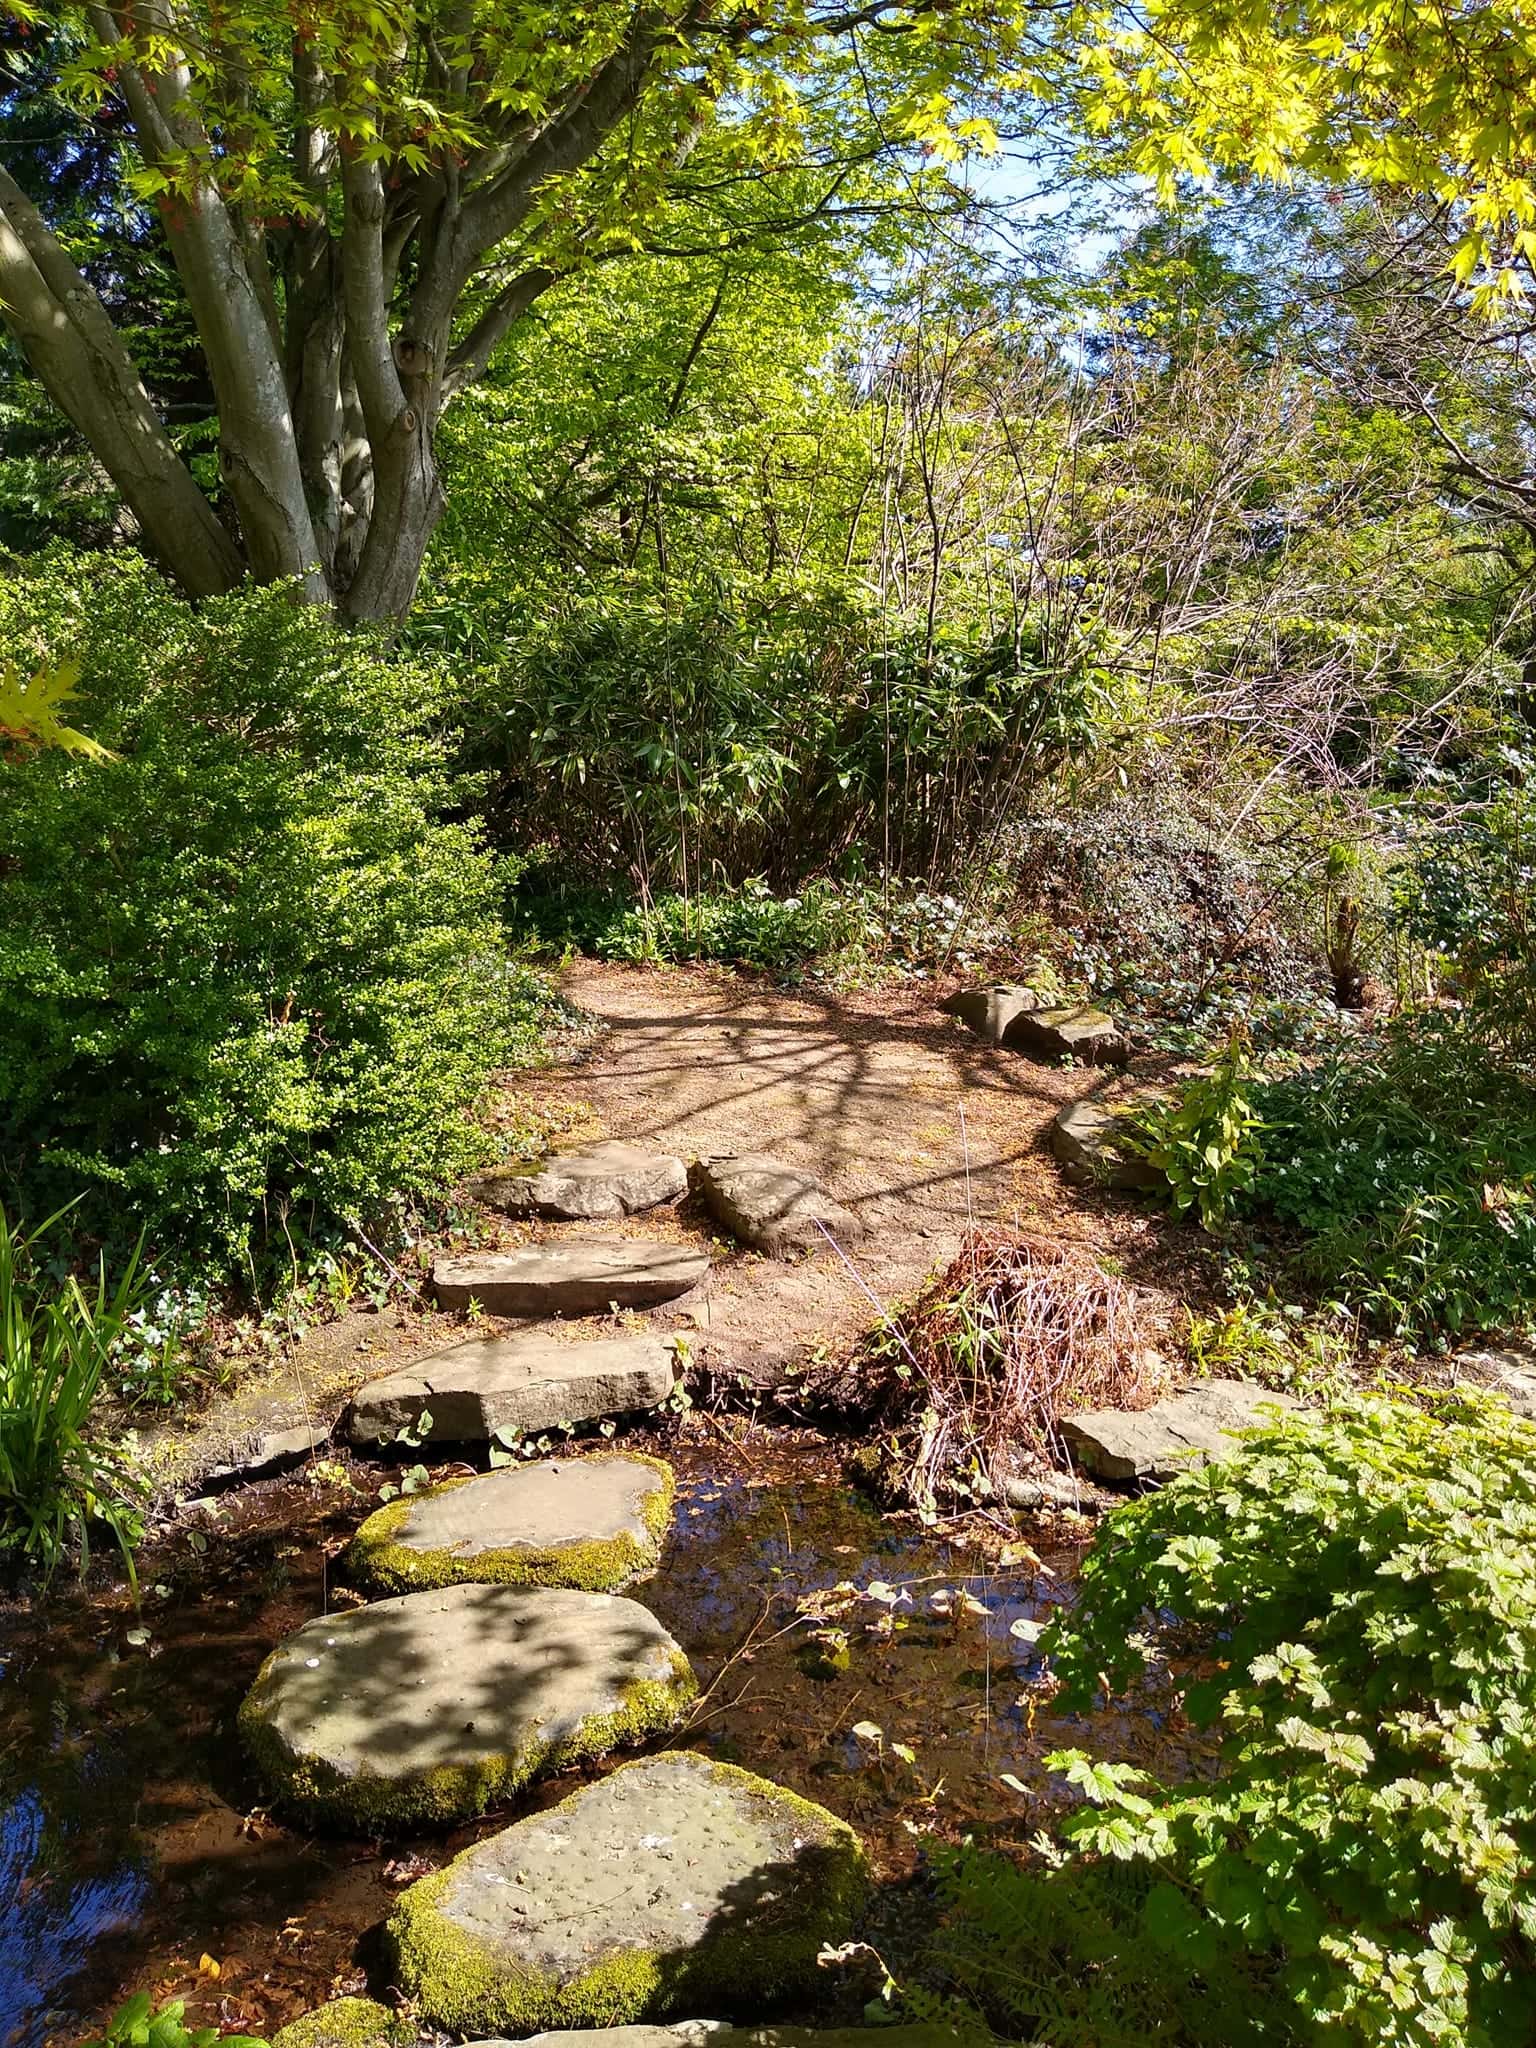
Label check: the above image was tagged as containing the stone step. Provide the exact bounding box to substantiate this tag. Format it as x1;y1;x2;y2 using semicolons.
346;1452;675;1594
346;1331;679;1448
239;1584;695;1830
695;1152;865;1254
432;1240;708;1316
387;1750;867;2034
474;1140;688;1221
1062;1378;1298;1483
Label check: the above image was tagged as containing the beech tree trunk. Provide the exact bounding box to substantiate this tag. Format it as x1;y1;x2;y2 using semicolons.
0;5;674;620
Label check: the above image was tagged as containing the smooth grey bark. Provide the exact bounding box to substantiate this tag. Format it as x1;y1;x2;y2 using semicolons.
0;5;689;618
0;165;243;598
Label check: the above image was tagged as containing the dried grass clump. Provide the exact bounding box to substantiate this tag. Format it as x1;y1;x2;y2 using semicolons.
856;1229;1164;1513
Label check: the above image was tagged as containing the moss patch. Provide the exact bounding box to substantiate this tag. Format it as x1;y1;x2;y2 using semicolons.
238;1647;696;1833
269;1998;412;2048
386;1755;868;2035
344;1452;675;1595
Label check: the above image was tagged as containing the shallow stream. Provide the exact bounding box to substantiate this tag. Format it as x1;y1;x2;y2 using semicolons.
0;1433;1201;2046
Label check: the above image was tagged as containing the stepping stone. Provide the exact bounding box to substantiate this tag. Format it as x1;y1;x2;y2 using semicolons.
475;1141;688;1221
1051;1099;1163;1191
486;2028;976;2048
271;2002;413;2048
1004;1004;1129;1066
695;1154;865;1254
432;1241;708;1315
347;1452;675;1594
387;1750;867;2033
1062;1379;1297;1483
239;1584;695;1830
346;1331;679;1448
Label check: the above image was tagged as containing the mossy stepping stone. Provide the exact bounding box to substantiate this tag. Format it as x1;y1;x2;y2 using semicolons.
347;1453;675;1594
475;1141;688;1220
387;1751;868;2034
270;2001;413;2048
239;1584;695;1830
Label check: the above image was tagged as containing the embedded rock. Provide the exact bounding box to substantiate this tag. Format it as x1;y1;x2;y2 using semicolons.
1003;1005;1129;1066
203;1420;333;1488
387;1750;867;2034
1051;1099;1163;1192
1454;1341;1536;1418
1062;1379;1297;1483
695;1154;865;1254
346;1332;679;1448
432;1241;708;1316
347;1452;675;1594
270;2001;413;2048
239;1584;695;1830
475;1141;688;1221
939;984;1046;1046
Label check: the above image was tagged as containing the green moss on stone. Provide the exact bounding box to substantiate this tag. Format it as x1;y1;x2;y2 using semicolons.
269;1998;412;2048
386;1755;868;2035
344;1452;676;1595
237;1646;696;1833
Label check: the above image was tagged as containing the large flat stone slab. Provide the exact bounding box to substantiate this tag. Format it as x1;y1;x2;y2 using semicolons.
475;1141;687;1221
347;1453;675;1594
346;1332;679;1447
433;1241;708;1316
1051;1099;1163;1191
239;1584;695;1830
1004;1005;1129;1066
387;1751;867;2033
1062;1379;1297;1482
695;1154;865;1254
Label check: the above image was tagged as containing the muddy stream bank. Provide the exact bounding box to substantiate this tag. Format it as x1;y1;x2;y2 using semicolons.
1;1433;1204;2047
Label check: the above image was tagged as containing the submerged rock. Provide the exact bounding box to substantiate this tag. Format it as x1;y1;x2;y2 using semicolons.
345;1331;679;1447
1051;1098;1163;1191
346;1452;675;1594
432;1241;709;1315
474;1141;688;1221
387;1750;867;2034
1062;1379;1297;1482
695;1154;865;1254
270;2001;413;2048
239;1584;695;1830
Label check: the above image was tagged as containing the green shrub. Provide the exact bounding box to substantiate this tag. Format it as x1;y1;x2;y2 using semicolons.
1039;1394;1536;2048
0;551;548;1281
1247;1021;1536;1337
1129;1031;1264;1231
0;1203;146;1585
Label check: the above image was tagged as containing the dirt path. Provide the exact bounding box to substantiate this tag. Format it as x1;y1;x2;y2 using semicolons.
155;964;1203;1485
501;962;1199;1381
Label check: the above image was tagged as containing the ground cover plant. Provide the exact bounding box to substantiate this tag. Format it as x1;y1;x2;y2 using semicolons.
1032;1393;1536;2048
